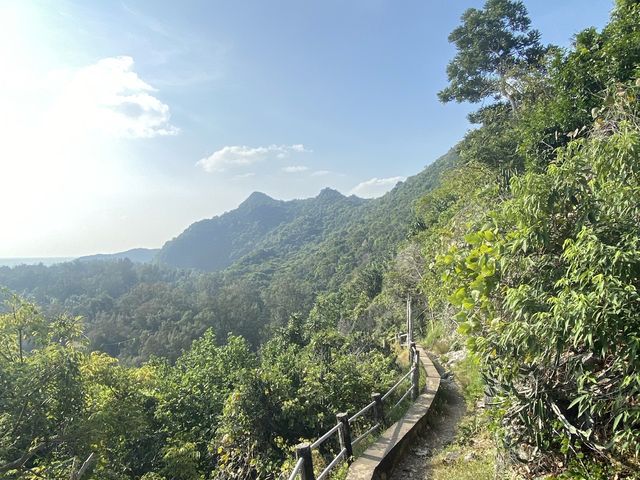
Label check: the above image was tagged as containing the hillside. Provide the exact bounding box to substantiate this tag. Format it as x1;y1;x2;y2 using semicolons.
159;149;458;292
0;150;457;362
156;189;369;271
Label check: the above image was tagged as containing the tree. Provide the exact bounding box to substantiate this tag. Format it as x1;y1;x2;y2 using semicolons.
515;0;640;168
438;0;546;112
441;82;640;475
0;296;88;479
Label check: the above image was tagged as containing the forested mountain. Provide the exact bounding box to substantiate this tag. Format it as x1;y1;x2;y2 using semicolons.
157;188;369;271
224;149;458;291
0;150;455;363
157;149;456;286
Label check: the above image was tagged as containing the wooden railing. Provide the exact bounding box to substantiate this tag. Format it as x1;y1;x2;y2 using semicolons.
286;342;421;480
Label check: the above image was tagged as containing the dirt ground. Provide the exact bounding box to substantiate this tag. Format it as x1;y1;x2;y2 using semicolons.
390;377;467;479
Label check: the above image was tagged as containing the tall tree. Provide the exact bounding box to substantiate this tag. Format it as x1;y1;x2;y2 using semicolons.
438;0;546;112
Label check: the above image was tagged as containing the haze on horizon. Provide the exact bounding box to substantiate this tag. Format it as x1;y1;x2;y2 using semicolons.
0;0;612;258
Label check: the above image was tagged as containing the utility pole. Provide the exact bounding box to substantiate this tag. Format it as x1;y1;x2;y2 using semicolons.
406;296;413;347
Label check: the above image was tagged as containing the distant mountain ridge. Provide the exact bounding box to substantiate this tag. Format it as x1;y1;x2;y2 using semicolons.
156;188;369;271
157;149;459;289
77;248;160;264
53;149;458;288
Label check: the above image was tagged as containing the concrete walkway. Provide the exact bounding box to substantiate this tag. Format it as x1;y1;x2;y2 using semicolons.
346;345;441;480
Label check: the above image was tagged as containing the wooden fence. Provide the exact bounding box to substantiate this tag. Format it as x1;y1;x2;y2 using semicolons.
286;342;420;480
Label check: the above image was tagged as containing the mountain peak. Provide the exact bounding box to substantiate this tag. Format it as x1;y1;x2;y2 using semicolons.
317;187;344;200
240;191;275;207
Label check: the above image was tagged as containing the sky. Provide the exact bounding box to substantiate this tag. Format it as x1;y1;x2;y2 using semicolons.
0;0;614;257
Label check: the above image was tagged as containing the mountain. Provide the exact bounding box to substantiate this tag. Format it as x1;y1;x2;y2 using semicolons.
0;149;458;363
158;149;459;290
77;248;160;264
156;188;369;271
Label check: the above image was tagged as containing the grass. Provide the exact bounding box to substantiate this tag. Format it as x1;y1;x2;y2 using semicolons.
422;319;452;354
428;426;496;480
451;352;485;404
426;348;522;480
421;318;467;355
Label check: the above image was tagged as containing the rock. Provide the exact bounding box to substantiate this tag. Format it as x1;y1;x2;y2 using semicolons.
463;452;477;462
446;349;467;366
401;467;415;477
515;444;535;462
443;451;460;464
413;447;430;457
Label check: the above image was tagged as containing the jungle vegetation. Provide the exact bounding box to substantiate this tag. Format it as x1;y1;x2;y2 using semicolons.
1;0;639;478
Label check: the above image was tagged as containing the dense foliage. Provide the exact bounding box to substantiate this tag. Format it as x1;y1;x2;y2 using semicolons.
0;295;398;479
418;0;640;477
2;1;639;478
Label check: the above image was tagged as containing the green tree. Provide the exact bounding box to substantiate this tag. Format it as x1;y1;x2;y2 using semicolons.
438;0;546;112
0;296;87;479
516;0;640;169
441;82;640;474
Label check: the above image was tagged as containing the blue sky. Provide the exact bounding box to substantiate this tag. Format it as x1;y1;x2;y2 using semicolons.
0;0;613;257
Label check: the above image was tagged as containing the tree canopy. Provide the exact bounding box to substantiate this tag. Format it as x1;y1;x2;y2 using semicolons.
438;0;547;112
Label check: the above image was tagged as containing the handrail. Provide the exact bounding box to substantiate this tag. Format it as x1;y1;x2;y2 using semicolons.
349;400;376;423
287;342;420;480
393;385;413;410
351;422;380;448
316;448;346;480
309;423;341;450
381;366;414;402
287;458;305;480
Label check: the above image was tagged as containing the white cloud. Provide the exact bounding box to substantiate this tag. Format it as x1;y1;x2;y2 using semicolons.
311;170;332;177
234;172;256;179
50;56;178;138
282;165;309;173
0;4;182;256
196;144;309;173
349;176;406;198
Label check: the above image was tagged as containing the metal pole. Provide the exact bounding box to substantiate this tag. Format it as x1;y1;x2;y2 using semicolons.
407;296;413;346
411;349;420;400
336;413;353;461
295;443;315;480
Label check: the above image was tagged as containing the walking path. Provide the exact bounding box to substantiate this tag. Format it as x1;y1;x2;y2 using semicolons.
346;345;442;480
389;378;466;479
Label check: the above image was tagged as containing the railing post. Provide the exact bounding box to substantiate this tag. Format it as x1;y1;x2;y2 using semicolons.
371;392;385;426
409;341;416;364
336;413;353;462
411;349;421;400
295;443;315;480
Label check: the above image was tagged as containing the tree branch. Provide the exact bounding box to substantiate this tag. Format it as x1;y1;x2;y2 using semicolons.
70;453;97;480
0;436;65;474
